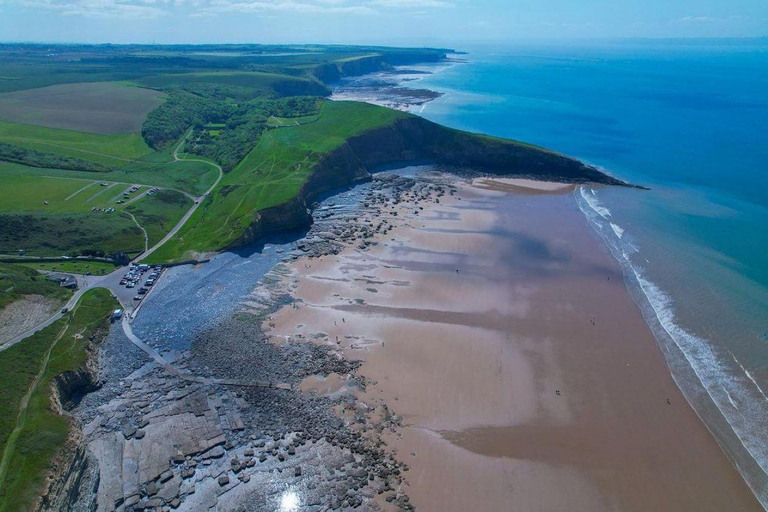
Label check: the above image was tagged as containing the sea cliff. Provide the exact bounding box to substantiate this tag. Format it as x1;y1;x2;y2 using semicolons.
231;115;628;248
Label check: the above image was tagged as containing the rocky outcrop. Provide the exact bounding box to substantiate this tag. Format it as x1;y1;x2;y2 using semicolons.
34;427;93;512
229;115;630;251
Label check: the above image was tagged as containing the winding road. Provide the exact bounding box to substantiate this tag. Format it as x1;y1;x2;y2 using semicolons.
1;137;223;352
135;135;223;262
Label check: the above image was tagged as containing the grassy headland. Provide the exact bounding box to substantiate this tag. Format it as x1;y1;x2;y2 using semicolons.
0;43;620;266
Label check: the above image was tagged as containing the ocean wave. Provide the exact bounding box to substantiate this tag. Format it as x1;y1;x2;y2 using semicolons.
580;187;611;219
575;185;768;506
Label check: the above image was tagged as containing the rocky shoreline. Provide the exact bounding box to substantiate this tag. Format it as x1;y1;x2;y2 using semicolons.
56;169;459;511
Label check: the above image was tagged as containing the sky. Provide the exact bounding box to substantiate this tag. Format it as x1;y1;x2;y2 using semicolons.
0;0;766;45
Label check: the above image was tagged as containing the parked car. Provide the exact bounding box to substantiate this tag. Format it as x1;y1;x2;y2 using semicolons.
60;307;68;314
133;295;142;301
127;282;135;288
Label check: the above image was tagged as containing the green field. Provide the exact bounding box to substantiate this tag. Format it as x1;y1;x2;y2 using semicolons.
16;260;118;275
148;101;405;262
0;120;152;167
0;262;71;309
0;159;219;198
125;189;192;247
0;172;192;257
0;82;166;135
0;288;116;512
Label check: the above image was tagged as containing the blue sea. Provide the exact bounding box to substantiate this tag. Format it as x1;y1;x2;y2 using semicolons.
403;40;768;504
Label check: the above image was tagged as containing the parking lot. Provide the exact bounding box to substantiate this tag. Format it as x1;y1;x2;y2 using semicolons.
98;263;165;315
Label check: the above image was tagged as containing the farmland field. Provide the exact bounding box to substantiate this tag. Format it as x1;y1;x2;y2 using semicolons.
135;71;326;96
0;82;166;134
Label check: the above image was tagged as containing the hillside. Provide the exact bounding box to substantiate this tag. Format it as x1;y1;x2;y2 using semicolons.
0;43;623;265
147;100;625;263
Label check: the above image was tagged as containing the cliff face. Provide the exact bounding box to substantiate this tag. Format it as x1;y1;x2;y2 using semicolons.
34;342;103;511
312;51;449;85
342;116;627;185
230;116;627;250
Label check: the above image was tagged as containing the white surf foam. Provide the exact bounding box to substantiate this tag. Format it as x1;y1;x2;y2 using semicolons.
575;185;768;506
610;223;624;239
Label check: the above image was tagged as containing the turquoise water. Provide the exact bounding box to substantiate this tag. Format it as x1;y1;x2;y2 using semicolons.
409;40;768;504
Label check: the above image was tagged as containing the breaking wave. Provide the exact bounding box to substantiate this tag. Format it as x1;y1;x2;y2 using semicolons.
575;185;768;508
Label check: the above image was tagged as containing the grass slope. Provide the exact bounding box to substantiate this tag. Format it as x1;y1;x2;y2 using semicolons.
0;288;116;512
0;159;218;197
0;120;152;166
148;101;405;262
16;260;118;276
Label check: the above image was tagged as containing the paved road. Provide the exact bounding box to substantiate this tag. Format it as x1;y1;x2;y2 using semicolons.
135;139;223;263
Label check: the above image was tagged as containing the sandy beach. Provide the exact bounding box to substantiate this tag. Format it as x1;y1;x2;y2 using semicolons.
267;176;762;511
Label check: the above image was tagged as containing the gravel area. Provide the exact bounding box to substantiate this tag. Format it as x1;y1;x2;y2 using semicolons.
189;316;361;385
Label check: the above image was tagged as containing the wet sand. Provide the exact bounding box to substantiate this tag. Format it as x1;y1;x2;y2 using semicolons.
268;178;762;511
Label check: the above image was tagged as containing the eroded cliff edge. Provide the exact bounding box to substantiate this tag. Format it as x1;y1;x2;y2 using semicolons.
233;115;630;247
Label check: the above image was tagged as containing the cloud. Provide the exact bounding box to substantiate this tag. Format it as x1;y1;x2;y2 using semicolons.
677;14;751;24
17;0;452;19
369;0;451;7
193;0;376;16
21;0;169;18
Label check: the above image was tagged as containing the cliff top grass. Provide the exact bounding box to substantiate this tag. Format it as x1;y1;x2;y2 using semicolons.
0;288;116;512
147;100;406;262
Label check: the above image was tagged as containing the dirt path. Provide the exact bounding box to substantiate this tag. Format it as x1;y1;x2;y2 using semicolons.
125;212;149;253
123;187;151;206
86;183;117;203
